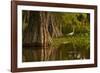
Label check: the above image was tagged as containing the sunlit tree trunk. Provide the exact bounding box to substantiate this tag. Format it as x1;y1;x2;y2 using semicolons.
49;13;63;37
23;11;63;61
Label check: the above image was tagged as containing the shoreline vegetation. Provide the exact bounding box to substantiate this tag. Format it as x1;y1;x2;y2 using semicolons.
22;11;90;62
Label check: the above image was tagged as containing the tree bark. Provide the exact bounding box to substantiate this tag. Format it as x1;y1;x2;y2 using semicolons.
23;11;63;61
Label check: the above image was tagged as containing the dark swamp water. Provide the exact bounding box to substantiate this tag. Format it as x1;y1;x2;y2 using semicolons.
22;42;90;62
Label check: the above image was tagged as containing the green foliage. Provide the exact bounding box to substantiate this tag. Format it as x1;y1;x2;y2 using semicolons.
22;11;90;61
51;12;90;60
52;34;90;60
61;12;90;34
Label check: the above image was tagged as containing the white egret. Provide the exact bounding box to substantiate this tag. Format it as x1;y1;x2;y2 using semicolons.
67;26;75;36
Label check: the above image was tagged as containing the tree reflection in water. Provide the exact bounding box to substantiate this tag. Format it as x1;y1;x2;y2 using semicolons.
23;42;90;62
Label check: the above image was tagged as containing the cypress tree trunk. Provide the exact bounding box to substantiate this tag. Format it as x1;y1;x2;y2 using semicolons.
49;13;63;37
23;11;63;61
23;11;52;46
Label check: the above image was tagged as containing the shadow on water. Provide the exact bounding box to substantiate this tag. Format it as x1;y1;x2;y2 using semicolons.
22;45;58;62
22;42;90;62
57;43;90;60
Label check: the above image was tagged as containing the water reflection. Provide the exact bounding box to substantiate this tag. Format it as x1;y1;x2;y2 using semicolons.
23;46;57;62
22;43;90;62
